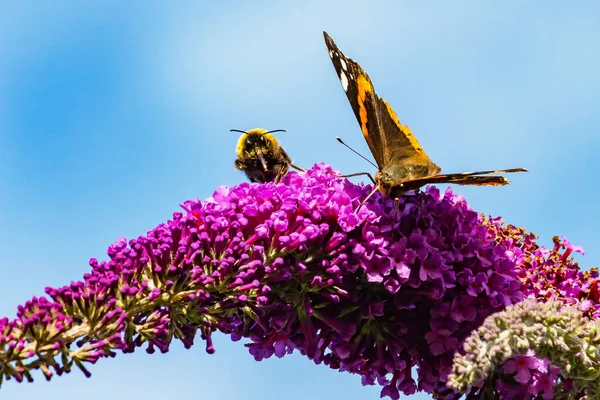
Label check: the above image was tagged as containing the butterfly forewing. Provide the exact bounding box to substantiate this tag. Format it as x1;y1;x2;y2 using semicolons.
323;31;527;198
375;97;440;176
324;32;439;175
324;32;385;169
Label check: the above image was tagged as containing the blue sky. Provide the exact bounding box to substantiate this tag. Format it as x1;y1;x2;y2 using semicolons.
1;1;599;399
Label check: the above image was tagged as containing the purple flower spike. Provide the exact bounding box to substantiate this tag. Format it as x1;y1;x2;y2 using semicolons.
0;164;596;399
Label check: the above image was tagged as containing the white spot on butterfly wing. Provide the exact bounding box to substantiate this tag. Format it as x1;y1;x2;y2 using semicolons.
340;59;347;71
329;50;334;58
339;71;349;92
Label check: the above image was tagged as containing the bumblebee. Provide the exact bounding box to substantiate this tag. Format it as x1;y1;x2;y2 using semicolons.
232;128;305;184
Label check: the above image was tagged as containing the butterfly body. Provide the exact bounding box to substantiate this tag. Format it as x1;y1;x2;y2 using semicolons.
377;161;441;197
323;31;526;200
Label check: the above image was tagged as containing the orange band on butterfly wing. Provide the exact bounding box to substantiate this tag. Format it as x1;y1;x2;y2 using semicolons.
356;75;373;141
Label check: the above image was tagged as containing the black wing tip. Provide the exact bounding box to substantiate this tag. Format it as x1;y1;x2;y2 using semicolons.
323;31;336;49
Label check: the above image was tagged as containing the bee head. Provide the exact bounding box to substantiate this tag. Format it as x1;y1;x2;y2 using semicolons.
232;128;286;155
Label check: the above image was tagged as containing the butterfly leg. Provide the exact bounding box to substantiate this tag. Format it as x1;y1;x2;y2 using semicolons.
329;171;376;184
398;190;426;225
413;190;431;229
357;186;379;212
391;199;410;240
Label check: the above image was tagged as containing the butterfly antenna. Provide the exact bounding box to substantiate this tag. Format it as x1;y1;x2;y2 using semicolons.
230;129;248;134
336;137;379;170
264;129;286;135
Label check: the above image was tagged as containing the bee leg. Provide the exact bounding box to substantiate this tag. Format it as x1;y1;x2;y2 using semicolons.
290;163;305;172
273;163;290;184
234;159;245;170
330;171;376;184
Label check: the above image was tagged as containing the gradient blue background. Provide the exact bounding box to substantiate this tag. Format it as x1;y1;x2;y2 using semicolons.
1;2;598;399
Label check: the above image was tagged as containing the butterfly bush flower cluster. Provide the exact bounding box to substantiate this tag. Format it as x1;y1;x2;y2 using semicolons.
0;164;596;399
445;223;599;399
448;298;600;399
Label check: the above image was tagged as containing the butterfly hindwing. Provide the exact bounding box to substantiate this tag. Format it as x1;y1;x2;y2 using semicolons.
397;168;528;194
398;174;508;194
